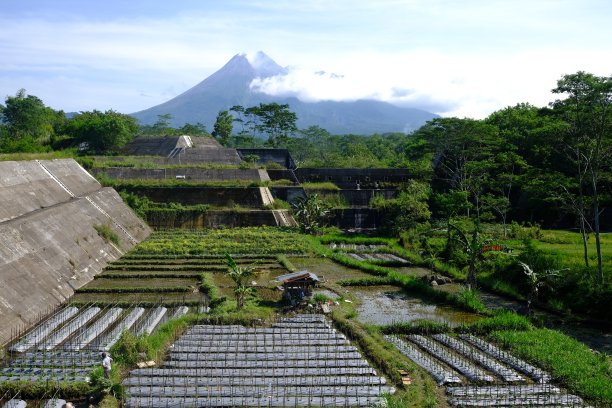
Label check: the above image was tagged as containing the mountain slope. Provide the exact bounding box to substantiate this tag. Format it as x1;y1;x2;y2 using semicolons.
131;52;437;134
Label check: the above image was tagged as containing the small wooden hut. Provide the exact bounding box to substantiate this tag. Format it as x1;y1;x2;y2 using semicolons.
274;271;320;304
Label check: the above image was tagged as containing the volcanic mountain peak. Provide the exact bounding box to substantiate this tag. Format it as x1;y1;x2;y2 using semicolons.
131;52;438;134
243;51;287;77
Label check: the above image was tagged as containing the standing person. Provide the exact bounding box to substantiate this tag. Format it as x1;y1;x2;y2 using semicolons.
101;352;112;379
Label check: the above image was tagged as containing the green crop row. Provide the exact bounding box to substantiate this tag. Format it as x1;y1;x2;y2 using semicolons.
97;272;200;279
75;287;192;293
130;227;312;255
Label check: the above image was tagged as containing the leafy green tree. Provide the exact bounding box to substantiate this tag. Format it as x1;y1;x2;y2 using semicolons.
413;117;501;218
432;191;470;259
370;180;431;236
518;261;561;315
152;114;174;135
178;122;208;136
1;89;63;144
212;110;233;146
448;221;493;290
292;194;329;235
225;253;255;309
551;72;611;283
244;103;297;147
65;110;138;153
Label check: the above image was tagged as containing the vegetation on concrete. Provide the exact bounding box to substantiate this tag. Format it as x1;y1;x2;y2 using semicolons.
93;223;120;246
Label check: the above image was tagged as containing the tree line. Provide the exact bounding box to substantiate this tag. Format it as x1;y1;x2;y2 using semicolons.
1;73;609;251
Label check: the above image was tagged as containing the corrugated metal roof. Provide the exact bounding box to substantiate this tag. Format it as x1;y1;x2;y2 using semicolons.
274;270;320;283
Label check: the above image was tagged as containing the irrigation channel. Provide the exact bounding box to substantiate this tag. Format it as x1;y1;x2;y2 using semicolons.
123;314;392;407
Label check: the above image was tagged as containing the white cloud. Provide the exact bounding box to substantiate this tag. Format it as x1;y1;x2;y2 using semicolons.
250;49;612;119
0;1;610;118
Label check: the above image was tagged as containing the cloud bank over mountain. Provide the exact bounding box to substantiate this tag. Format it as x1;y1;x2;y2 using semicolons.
131;52;438;135
1;1;610;119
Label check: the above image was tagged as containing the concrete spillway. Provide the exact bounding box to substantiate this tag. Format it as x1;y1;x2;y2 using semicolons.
0;159;151;345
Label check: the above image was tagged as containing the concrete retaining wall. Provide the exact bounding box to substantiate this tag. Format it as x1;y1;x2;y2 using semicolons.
0;160;99;223
270;187;307;204
146;210;281;229
237;148;296;169
295;168;411;188
119;186;267;207
91;167;270;182
0;159;150;345
329;208;381;231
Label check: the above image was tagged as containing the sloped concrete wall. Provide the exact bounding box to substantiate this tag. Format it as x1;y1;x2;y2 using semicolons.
0;161;73;223
0;159;150;345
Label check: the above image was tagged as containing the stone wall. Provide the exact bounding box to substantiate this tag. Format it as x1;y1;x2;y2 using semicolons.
0;159;150;345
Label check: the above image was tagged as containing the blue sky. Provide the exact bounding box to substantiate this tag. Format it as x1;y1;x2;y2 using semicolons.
1;0;610;119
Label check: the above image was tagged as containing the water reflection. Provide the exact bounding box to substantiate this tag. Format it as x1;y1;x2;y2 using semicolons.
354;285;482;327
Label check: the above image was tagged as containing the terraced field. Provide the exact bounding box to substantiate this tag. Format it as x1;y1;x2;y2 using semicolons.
3;229;606;407
123;314;393;408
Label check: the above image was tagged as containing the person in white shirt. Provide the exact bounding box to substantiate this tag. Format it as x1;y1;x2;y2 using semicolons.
101;352;112;378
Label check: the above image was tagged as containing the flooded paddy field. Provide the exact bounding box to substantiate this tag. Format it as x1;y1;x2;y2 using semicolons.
353;286;482;327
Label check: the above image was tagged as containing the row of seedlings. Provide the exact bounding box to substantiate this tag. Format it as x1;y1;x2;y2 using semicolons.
388;333;587;407
123;314;393;407
2;304;188;384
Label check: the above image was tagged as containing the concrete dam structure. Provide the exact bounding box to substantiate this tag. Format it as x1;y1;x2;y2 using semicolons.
0;159;151;345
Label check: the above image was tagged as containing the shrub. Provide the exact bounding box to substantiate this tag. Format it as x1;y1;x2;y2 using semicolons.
94;223;120;246
110;330;144;366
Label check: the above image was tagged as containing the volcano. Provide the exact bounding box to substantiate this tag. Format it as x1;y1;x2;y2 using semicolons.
131;52;437;135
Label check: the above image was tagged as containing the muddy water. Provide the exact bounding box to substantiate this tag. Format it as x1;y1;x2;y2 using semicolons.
397;269;612;354
354;285;483;327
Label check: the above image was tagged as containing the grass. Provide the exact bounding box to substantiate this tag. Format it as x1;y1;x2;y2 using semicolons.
337;276;394;286
89;156;248;169
98;175;290;188
70;292;205;305
301;181;340;191
0;150;78;161
490;328;612;406
94;223;120;246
